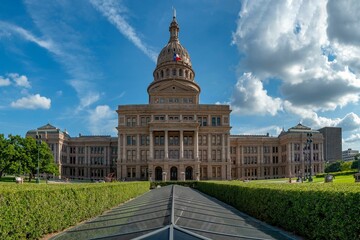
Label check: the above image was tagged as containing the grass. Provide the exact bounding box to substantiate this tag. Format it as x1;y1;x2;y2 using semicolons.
247;174;357;184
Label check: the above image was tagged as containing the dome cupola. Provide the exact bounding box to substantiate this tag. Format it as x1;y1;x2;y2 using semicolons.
148;10;200;105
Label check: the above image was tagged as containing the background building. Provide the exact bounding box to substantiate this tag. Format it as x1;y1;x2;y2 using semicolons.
26;16;326;181
318;127;342;162
342;148;359;161
27;124;117;180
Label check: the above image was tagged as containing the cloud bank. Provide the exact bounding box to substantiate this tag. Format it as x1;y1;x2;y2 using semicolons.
230;0;360;140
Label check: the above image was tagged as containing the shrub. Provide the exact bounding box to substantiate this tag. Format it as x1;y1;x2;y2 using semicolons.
351;159;359;170
316;170;358;178
197;181;360;240
0;182;149;239
325;161;342;173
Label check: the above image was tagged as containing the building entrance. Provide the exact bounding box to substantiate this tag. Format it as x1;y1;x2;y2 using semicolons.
155;167;162;181
185;166;193;180
170;167;178;180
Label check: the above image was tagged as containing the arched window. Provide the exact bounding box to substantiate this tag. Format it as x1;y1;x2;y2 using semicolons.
166;69;170;77
185;70;188;78
156;72;159;80
161;70;164;78
179;69;183;77
172;69;176;76
189;73;192;80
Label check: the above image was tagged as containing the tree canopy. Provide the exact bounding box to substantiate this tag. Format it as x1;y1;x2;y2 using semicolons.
0;134;58;180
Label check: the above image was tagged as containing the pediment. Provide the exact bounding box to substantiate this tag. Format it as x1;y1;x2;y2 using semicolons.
149;80;199;93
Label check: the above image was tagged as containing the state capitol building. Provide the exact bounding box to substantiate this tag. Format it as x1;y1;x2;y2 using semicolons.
27;15;327;181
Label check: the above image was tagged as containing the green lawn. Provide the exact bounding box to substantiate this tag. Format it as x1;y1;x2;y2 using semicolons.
249;174;357;184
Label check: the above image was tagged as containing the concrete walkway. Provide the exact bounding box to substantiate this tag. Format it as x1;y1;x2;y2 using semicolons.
51;185;301;240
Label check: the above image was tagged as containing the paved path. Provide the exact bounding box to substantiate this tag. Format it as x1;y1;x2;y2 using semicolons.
51;185;301;240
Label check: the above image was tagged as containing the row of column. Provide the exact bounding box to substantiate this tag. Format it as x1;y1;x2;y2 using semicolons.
141;130;199;160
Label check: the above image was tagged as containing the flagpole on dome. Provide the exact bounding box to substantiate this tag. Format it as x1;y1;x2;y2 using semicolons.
173;7;176;19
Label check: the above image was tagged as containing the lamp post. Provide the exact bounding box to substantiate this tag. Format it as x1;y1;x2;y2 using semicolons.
36;133;42;183
306;133;313;182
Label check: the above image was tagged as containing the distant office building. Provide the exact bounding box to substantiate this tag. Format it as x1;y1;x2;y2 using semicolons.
318;127;342;162
342;148;359;161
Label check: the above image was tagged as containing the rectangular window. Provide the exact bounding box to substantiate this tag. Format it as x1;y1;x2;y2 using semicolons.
216;150;221;161
174;136;179;145
211;150;216;161
203;135;207;145
154;115;165;121
140;135;149;146
211;116;221;126
198;116;207;126
216;135;221;145
211;135;216;145
126;136;131;145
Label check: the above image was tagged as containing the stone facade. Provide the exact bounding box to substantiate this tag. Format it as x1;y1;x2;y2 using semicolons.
27;124;117;180
26;16;326;181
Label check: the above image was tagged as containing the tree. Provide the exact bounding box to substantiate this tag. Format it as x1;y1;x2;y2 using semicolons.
0;134;58;180
20;137;58;182
0;135;25;178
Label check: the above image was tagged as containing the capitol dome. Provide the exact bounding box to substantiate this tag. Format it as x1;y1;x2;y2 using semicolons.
156;17;192;67
148;13;200;105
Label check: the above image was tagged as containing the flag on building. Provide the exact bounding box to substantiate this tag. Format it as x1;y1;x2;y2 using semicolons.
173;53;181;61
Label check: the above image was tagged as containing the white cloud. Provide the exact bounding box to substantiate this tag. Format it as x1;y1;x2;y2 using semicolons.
231;72;282;115
284;101;360;131
345;133;360;143
88;105;117;134
90;0;157;63
336;112;360;131
326;0;360;46
8;73;31;88
0;21;57;53
0;76;11;87
231;0;360;115
10;94;51;109
233;125;283;137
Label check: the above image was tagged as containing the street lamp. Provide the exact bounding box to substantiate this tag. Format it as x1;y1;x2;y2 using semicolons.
36;133;42;183
306;133;313;182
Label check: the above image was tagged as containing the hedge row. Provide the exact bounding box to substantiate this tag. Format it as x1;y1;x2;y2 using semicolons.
0;182;149;240
316;170;358;178
196;181;360;240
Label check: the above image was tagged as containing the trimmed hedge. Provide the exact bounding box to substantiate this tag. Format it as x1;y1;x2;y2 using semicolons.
197;181;360;240
0;182;149;240
316;170;358;178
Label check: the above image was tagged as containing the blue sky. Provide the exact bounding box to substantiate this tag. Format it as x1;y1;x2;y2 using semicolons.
1;0;360;151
